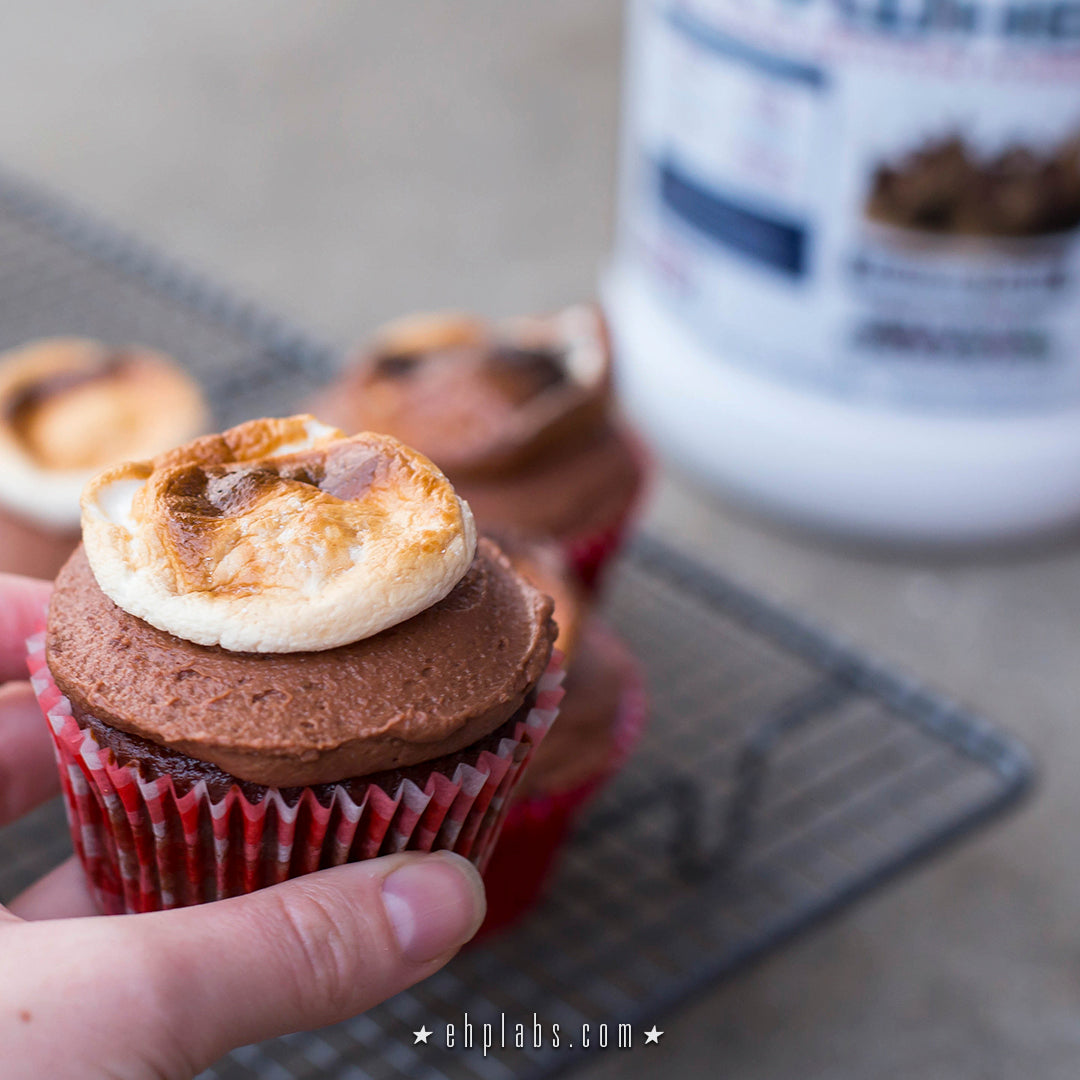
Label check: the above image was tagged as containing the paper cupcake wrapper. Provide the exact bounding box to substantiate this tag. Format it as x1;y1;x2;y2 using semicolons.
563;430;651;592
27;632;563;915
478;626;647;936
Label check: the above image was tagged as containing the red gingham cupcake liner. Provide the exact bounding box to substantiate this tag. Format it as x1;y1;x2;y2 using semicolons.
27;631;563;915
478;626;647;936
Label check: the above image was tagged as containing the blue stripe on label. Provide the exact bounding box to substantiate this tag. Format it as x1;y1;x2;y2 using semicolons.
666;6;827;88
659;161;810;277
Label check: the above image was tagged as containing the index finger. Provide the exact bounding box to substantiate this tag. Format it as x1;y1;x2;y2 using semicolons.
0;573;52;683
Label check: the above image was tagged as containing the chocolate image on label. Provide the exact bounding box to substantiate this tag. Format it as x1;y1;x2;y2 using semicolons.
866;131;1080;238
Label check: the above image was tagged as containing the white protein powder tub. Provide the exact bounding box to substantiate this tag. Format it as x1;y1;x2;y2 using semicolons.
606;0;1080;542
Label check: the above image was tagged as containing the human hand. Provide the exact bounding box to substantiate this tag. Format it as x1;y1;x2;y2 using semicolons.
0;572;487;1079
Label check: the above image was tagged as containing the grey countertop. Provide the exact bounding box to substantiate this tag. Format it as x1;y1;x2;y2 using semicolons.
8;4;1079;1077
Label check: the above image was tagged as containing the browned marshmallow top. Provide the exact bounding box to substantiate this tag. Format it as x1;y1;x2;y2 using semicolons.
152;431;451;595
80;417;477;653
4;341;200;469
0;337;206;529
47;539;556;786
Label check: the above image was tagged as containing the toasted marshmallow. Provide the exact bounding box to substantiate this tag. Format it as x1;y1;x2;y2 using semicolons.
0;337;208;530
374;305;609;396
499;304;609;392
81;415;478;653
372;310;488;355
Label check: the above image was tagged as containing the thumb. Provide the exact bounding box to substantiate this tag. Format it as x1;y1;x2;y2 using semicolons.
119;851;486;1072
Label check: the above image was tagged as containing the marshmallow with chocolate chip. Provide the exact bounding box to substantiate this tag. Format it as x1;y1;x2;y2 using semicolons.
81;415;477;653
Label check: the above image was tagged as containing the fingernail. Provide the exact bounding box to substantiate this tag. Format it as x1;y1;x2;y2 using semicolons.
382;852;486;963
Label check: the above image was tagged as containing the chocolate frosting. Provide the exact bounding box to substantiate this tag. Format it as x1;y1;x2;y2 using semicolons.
315;322;609;479
75;693;536;806
47;539;556;786
453;425;641;540
483;525;585;660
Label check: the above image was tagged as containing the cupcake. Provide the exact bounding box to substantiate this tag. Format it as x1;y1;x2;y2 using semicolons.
480;622;646;936
510;621;643;803
476;530;647;935
29;415;562;914
310;305;647;589
484;525;587;661
0;337;207;579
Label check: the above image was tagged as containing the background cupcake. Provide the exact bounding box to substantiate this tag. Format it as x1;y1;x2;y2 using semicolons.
477;529;648;935
31;416;562;914
0;336;206;579
310;304;647;589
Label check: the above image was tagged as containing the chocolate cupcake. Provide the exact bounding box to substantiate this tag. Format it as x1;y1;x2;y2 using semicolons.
476;529;647;935
29;416;562;914
485;526;587;661
483;528;642;800
310;305;647;589
0;337;206;579
480;620;646;935
511;620;643;801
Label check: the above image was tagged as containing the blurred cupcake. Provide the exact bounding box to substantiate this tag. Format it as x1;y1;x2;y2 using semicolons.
0;337;206;579
311;305;647;589
477;530;647;935
510;622;642;803
485;525;587;660
29;416;561;914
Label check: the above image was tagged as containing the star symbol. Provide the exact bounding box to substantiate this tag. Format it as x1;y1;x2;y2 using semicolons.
643;1025;664;1044
413;1026;433;1045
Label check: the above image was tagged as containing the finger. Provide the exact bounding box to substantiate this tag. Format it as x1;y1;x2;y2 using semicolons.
8;857;99;921
0;682;59;826
0;573;51;683
116;851;486;1071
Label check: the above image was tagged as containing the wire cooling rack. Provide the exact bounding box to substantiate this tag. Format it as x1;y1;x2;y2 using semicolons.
0;168;1034;1080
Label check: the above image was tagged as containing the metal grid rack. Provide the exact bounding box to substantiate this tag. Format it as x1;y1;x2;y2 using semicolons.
0;169;1034;1080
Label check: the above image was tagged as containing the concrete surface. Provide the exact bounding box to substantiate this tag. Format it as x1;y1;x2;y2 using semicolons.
4;3;1078;1077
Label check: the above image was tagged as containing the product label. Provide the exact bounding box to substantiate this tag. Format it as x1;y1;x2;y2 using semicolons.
619;0;1080;410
